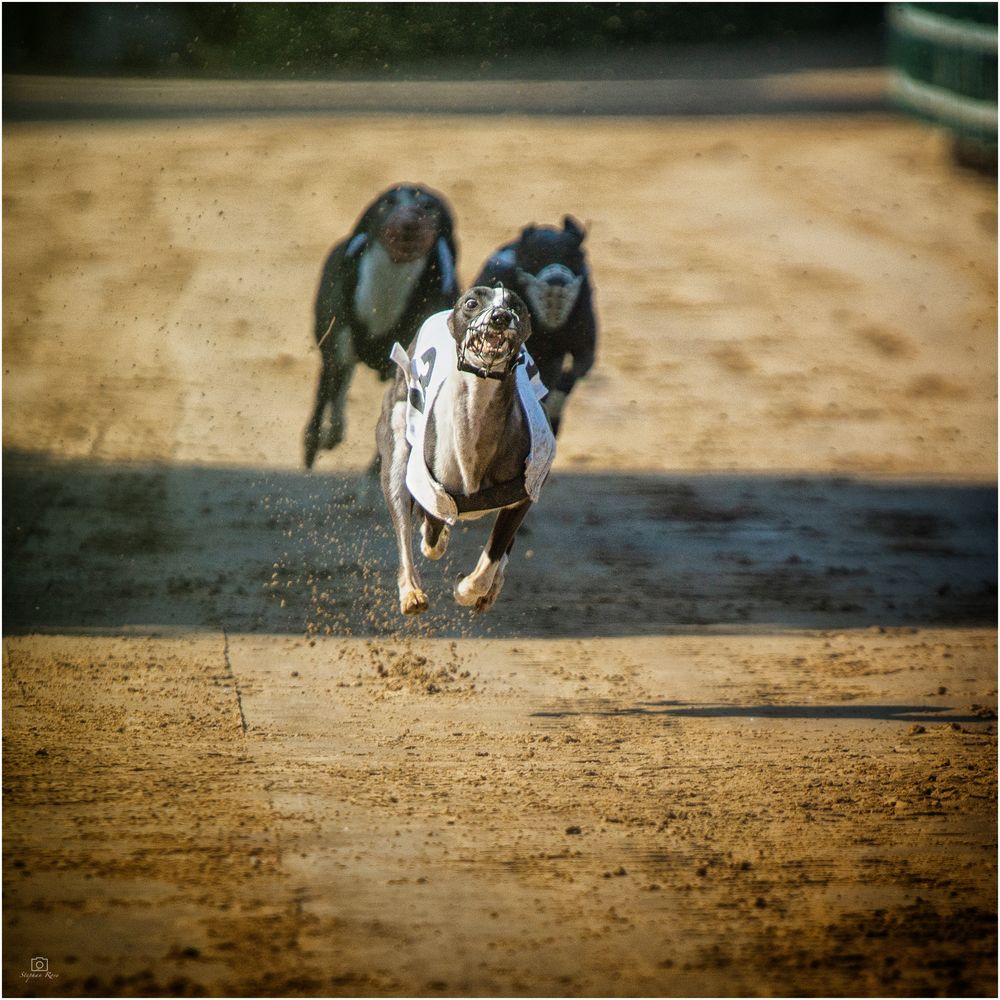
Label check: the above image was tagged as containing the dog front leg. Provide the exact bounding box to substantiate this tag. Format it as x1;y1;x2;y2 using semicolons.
455;499;531;613
304;328;356;468
304;359;330;468
392;497;428;616
378;396;428;615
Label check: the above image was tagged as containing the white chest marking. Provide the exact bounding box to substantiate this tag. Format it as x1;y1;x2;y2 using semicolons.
354;241;428;339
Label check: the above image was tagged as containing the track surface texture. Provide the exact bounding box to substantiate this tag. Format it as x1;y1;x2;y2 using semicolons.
3;97;997;998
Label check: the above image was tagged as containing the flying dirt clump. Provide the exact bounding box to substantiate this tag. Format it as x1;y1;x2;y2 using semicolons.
365;639;474;695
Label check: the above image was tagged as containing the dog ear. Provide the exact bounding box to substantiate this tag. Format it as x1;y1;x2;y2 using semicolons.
345;233;368;258
446;302;465;343
563;215;586;244
519;224;537;242
437;238;457;296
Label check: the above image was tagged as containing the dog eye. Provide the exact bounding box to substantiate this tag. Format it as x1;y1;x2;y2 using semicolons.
463;297;479;311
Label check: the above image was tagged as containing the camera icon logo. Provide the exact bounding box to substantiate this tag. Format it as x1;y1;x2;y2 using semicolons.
30;957;48;973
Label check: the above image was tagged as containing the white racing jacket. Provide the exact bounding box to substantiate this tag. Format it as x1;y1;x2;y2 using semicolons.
390;310;556;525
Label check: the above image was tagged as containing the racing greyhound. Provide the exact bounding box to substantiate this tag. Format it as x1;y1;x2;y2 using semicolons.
304;184;458;468
375;286;555;615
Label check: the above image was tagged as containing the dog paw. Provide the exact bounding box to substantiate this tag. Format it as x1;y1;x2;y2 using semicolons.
454;574;499;610
472;570;505;615
453;576;480;607
303;430;319;469
472;593;497;614
421;525;450;560
455;556;507;611
400;588;429;616
319;419;344;451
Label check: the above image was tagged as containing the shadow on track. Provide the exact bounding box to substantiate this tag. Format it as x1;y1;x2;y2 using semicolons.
3;448;995;638
531;702;993;725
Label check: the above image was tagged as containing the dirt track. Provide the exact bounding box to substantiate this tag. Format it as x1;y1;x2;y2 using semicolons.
3;109;997;997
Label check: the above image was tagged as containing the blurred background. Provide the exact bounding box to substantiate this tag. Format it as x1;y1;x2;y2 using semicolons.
5;3;887;78
4;2;995;165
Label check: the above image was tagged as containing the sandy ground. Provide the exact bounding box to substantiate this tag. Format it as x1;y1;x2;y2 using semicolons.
2;106;997;997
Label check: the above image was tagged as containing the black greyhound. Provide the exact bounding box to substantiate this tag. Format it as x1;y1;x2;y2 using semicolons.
474;216;597;435
304;184;459;468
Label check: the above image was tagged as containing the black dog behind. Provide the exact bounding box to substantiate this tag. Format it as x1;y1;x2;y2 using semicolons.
304;183;459;468
474;216;597;434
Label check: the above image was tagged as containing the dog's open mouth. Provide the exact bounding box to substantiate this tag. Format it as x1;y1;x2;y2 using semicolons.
461;310;521;375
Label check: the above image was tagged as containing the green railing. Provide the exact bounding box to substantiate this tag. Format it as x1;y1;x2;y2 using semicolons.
889;2;998;149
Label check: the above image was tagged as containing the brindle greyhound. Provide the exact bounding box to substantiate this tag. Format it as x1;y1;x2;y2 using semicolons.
375;286;556;615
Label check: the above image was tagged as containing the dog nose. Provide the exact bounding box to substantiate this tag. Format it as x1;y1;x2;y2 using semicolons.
394;206;423;229
489;307;513;328
381;204;437;263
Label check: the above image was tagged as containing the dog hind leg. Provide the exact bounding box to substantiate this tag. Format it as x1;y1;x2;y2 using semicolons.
421;513;450;560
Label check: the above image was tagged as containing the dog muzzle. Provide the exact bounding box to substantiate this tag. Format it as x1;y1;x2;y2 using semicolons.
517;264;583;329
458;308;524;380
381;206;437;264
